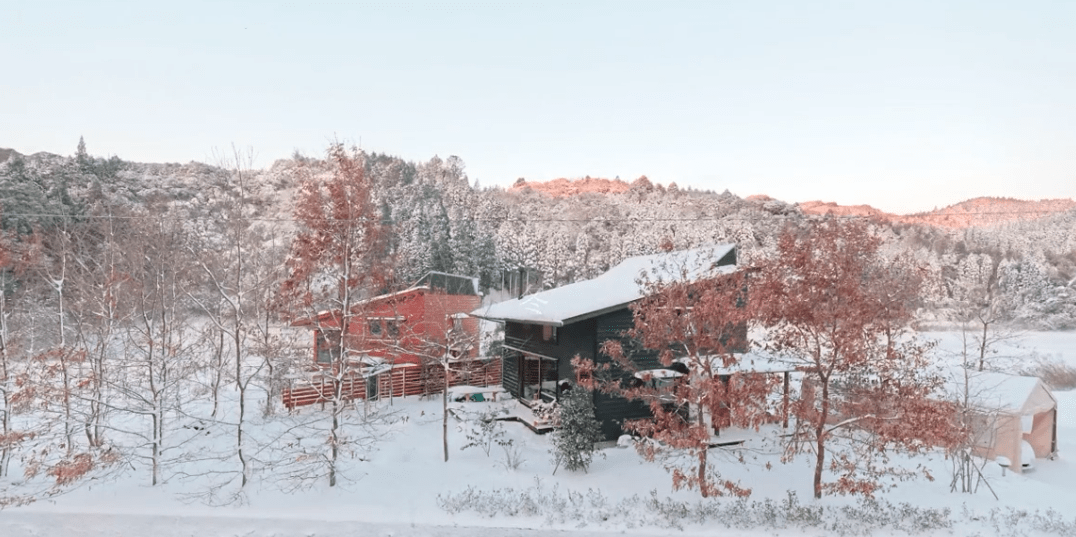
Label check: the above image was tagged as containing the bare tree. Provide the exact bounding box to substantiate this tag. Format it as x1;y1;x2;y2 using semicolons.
186;145;261;491
948;338;1000;498
410;318;481;462
105;208;200;486
280;142;390;487
65;204;134;450
0;214;38;478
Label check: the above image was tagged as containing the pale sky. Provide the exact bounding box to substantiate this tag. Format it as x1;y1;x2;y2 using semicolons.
3;1;1075;214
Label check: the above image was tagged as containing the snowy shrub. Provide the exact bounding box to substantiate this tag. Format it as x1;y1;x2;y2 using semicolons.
460;407;508;457
47;453;95;486
549;387;602;474
497;440;526;471
438;482;955;535
1028;507;1076;535
1019;354;1076;390
457;408;525;470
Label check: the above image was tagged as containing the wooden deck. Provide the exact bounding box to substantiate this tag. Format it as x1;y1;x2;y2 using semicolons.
282;358;502;410
493;399;555;434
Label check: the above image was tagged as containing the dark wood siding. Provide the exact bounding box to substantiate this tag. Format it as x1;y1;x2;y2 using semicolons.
502;349;521;398
591;308;666;440
594;308;662;369
502;319;596;400
502;306;711;441
505;319;595;364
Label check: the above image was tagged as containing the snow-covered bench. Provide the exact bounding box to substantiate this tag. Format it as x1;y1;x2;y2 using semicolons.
447;385;506;402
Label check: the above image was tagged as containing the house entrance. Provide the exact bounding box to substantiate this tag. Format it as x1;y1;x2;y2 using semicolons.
521;353;559;405
366;374;379;400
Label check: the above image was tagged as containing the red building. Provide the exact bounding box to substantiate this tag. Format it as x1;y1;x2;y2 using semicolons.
285;272;500;409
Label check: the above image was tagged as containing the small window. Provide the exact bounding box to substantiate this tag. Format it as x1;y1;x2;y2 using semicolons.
386;320;400;338
368;319;383;336
520;323;557;345
316;330;342;364
452;317;464;331
542;325;557;343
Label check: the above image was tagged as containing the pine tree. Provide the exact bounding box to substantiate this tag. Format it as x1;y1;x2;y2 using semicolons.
75;136;89;169
549;386;602;474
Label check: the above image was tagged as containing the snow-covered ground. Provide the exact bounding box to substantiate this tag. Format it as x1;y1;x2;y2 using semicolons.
4;331;1076;536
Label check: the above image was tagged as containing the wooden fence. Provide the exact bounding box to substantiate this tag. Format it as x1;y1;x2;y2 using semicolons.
283;357;502;410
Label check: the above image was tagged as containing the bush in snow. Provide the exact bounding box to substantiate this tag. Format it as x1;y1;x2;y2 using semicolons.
496;440;526;471
549;386;602;474
1019;353;1076;391
460;407;509;457
437;482;960;535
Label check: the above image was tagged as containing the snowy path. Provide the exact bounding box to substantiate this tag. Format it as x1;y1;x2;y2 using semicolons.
0;511;756;537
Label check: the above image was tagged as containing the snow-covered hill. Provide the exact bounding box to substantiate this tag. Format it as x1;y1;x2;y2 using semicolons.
2;145;1076;328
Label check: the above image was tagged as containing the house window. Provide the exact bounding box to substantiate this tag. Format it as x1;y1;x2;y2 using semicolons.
512;323;558;345
542;325;557;343
316;330;342;364
634;368;684;393
452;316;464;331
368;319;383;336
386;320;400;338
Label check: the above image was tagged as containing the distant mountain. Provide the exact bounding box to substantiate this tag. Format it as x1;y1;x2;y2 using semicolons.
796;197;1076;229
514;177;1075;230
509;177;633;196
797;200;894;219
0;147;21;163
904;197;1076;228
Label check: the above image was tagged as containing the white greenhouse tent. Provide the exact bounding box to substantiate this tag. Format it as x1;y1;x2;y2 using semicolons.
948;369;1058;474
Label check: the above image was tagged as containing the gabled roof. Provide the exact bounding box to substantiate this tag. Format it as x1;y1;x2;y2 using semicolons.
412;271;480;296
293;271;479;327
945;368;1057;416
471;244;737;326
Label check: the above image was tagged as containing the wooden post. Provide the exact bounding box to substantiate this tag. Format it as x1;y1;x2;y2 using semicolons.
554;357;560;403
1052;407;1058;455
782;371;790;429
537;356;543;401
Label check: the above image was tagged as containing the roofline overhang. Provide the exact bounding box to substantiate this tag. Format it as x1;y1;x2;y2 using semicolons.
468;313;563;327
470;300;637;328
502;344;559;361
559;301;636;326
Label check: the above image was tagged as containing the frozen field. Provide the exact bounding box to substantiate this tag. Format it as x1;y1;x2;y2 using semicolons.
3;331;1076;536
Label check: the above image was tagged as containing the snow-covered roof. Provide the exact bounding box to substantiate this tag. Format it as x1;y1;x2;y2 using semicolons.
471;244;736;326
411;271;481;296
712;348;798;375
672;347;798;375
944;368;1057;415
294;271;479;326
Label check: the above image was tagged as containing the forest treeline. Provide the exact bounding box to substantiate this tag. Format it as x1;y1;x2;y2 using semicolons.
2;140;1076;332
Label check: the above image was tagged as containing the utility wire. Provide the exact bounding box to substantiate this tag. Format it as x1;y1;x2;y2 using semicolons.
0;210;1073;224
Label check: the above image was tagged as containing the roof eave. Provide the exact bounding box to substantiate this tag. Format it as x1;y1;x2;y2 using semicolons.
472;300;636;327
558;301;636;326
469;312;564;327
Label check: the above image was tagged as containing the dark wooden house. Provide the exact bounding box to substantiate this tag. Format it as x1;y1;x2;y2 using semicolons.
472;244;739;440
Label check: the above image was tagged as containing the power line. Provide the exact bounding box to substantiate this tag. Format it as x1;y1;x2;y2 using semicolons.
0;209;1072;224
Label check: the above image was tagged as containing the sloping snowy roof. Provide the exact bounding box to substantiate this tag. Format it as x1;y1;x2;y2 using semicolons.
411;271;480;296
471;244;736;326
293;271;479;327
668;346;797;375
712;348;799;375
944;368;1057;415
